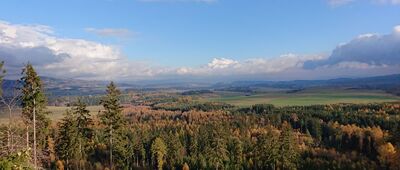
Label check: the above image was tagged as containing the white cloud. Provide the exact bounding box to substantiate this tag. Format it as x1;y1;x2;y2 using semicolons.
0;21;167;80
357;33;377;39
207;58;238;69
175;54;327;76
394;25;400;34
0;20;399;81
85;28;134;38
304;25;400;70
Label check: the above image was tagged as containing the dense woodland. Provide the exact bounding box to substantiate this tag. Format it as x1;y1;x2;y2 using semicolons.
0;62;400;170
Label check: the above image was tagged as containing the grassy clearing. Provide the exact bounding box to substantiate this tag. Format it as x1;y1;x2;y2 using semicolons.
0;105;102;125
46;105;103;121
202;89;400;107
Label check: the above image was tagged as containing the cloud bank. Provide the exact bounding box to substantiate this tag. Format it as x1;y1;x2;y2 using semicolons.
0;20;399;81
304;26;400;70
0;21;168;80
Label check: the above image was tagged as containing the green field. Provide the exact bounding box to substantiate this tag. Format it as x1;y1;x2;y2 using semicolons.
201;89;400;107
0;105;102;125
46;105;103;120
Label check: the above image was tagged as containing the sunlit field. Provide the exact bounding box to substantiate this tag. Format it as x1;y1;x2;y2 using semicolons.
202;89;400;106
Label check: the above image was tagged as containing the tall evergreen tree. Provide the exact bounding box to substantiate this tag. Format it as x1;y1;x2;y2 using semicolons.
206;127;229;170
20;63;50;168
55;110;78;169
188;132;199;168
278;123;299;170
254;131;279;169
151;137;167;170
72;99;93;169
99;81;126;169
164;132;184;169
0;61;4;96
229;137;243;169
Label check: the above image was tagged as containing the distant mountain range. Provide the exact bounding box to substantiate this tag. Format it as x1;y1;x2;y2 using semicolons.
214;74;400;95
219;74;400;89
2;74;399;97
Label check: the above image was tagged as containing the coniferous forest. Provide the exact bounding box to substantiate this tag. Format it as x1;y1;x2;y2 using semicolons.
0;63;400;170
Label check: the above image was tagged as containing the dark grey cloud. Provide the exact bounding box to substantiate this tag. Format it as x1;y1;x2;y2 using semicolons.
304;30;400;69
0;45;70;78
0;46;69;67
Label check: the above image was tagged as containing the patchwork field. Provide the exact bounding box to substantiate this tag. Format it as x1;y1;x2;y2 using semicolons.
201;88;400;107
1;88;399;124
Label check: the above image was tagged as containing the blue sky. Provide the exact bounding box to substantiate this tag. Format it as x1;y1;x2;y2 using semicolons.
0;0;399;81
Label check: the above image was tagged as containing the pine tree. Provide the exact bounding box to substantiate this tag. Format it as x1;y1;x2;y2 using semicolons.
165;133;184;169
230;137;243;169
55;110;78;169
99;81;126;169
206;127;229;170
188;132;199;167
72;99;93;169
0;61;9;151
151;137;167;170
254;131;279;169
278;123;299;170
0;61;4;96
20;63;50;168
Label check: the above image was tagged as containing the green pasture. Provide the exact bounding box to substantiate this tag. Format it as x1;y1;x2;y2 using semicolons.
201;89;400;107
0;105;102;125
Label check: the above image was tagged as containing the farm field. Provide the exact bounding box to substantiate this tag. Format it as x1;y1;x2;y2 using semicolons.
0;105;102;125
201;88;400;106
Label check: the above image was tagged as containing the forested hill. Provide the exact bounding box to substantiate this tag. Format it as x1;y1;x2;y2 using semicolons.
1;76;139;96
2;74;400;97
216;74;400;95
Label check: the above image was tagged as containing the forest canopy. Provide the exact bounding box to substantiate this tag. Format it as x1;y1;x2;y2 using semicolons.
0;63;399;170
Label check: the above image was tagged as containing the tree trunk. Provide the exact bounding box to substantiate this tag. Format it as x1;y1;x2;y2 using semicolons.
110;126;113;170
79;136;82;170
26;126;29;149
8;106;13;152
33;98;37;170
7;106;11;153
66;157;69;170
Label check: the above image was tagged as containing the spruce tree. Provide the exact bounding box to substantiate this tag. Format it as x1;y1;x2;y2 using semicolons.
164;132;184;169
20;63;50;168
151;137;167;170
0;61;4;96
230;137;243;169
278;123;299;170
254;131;279;169
99;81;126;169
72;99;93;169
206;127;229;170
55;110;78;169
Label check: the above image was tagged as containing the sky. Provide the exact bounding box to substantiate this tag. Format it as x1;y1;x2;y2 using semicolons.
0;0;399;82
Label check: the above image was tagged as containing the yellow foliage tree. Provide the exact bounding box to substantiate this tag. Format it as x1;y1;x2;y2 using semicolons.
377;143;396;168
182;162;189;170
